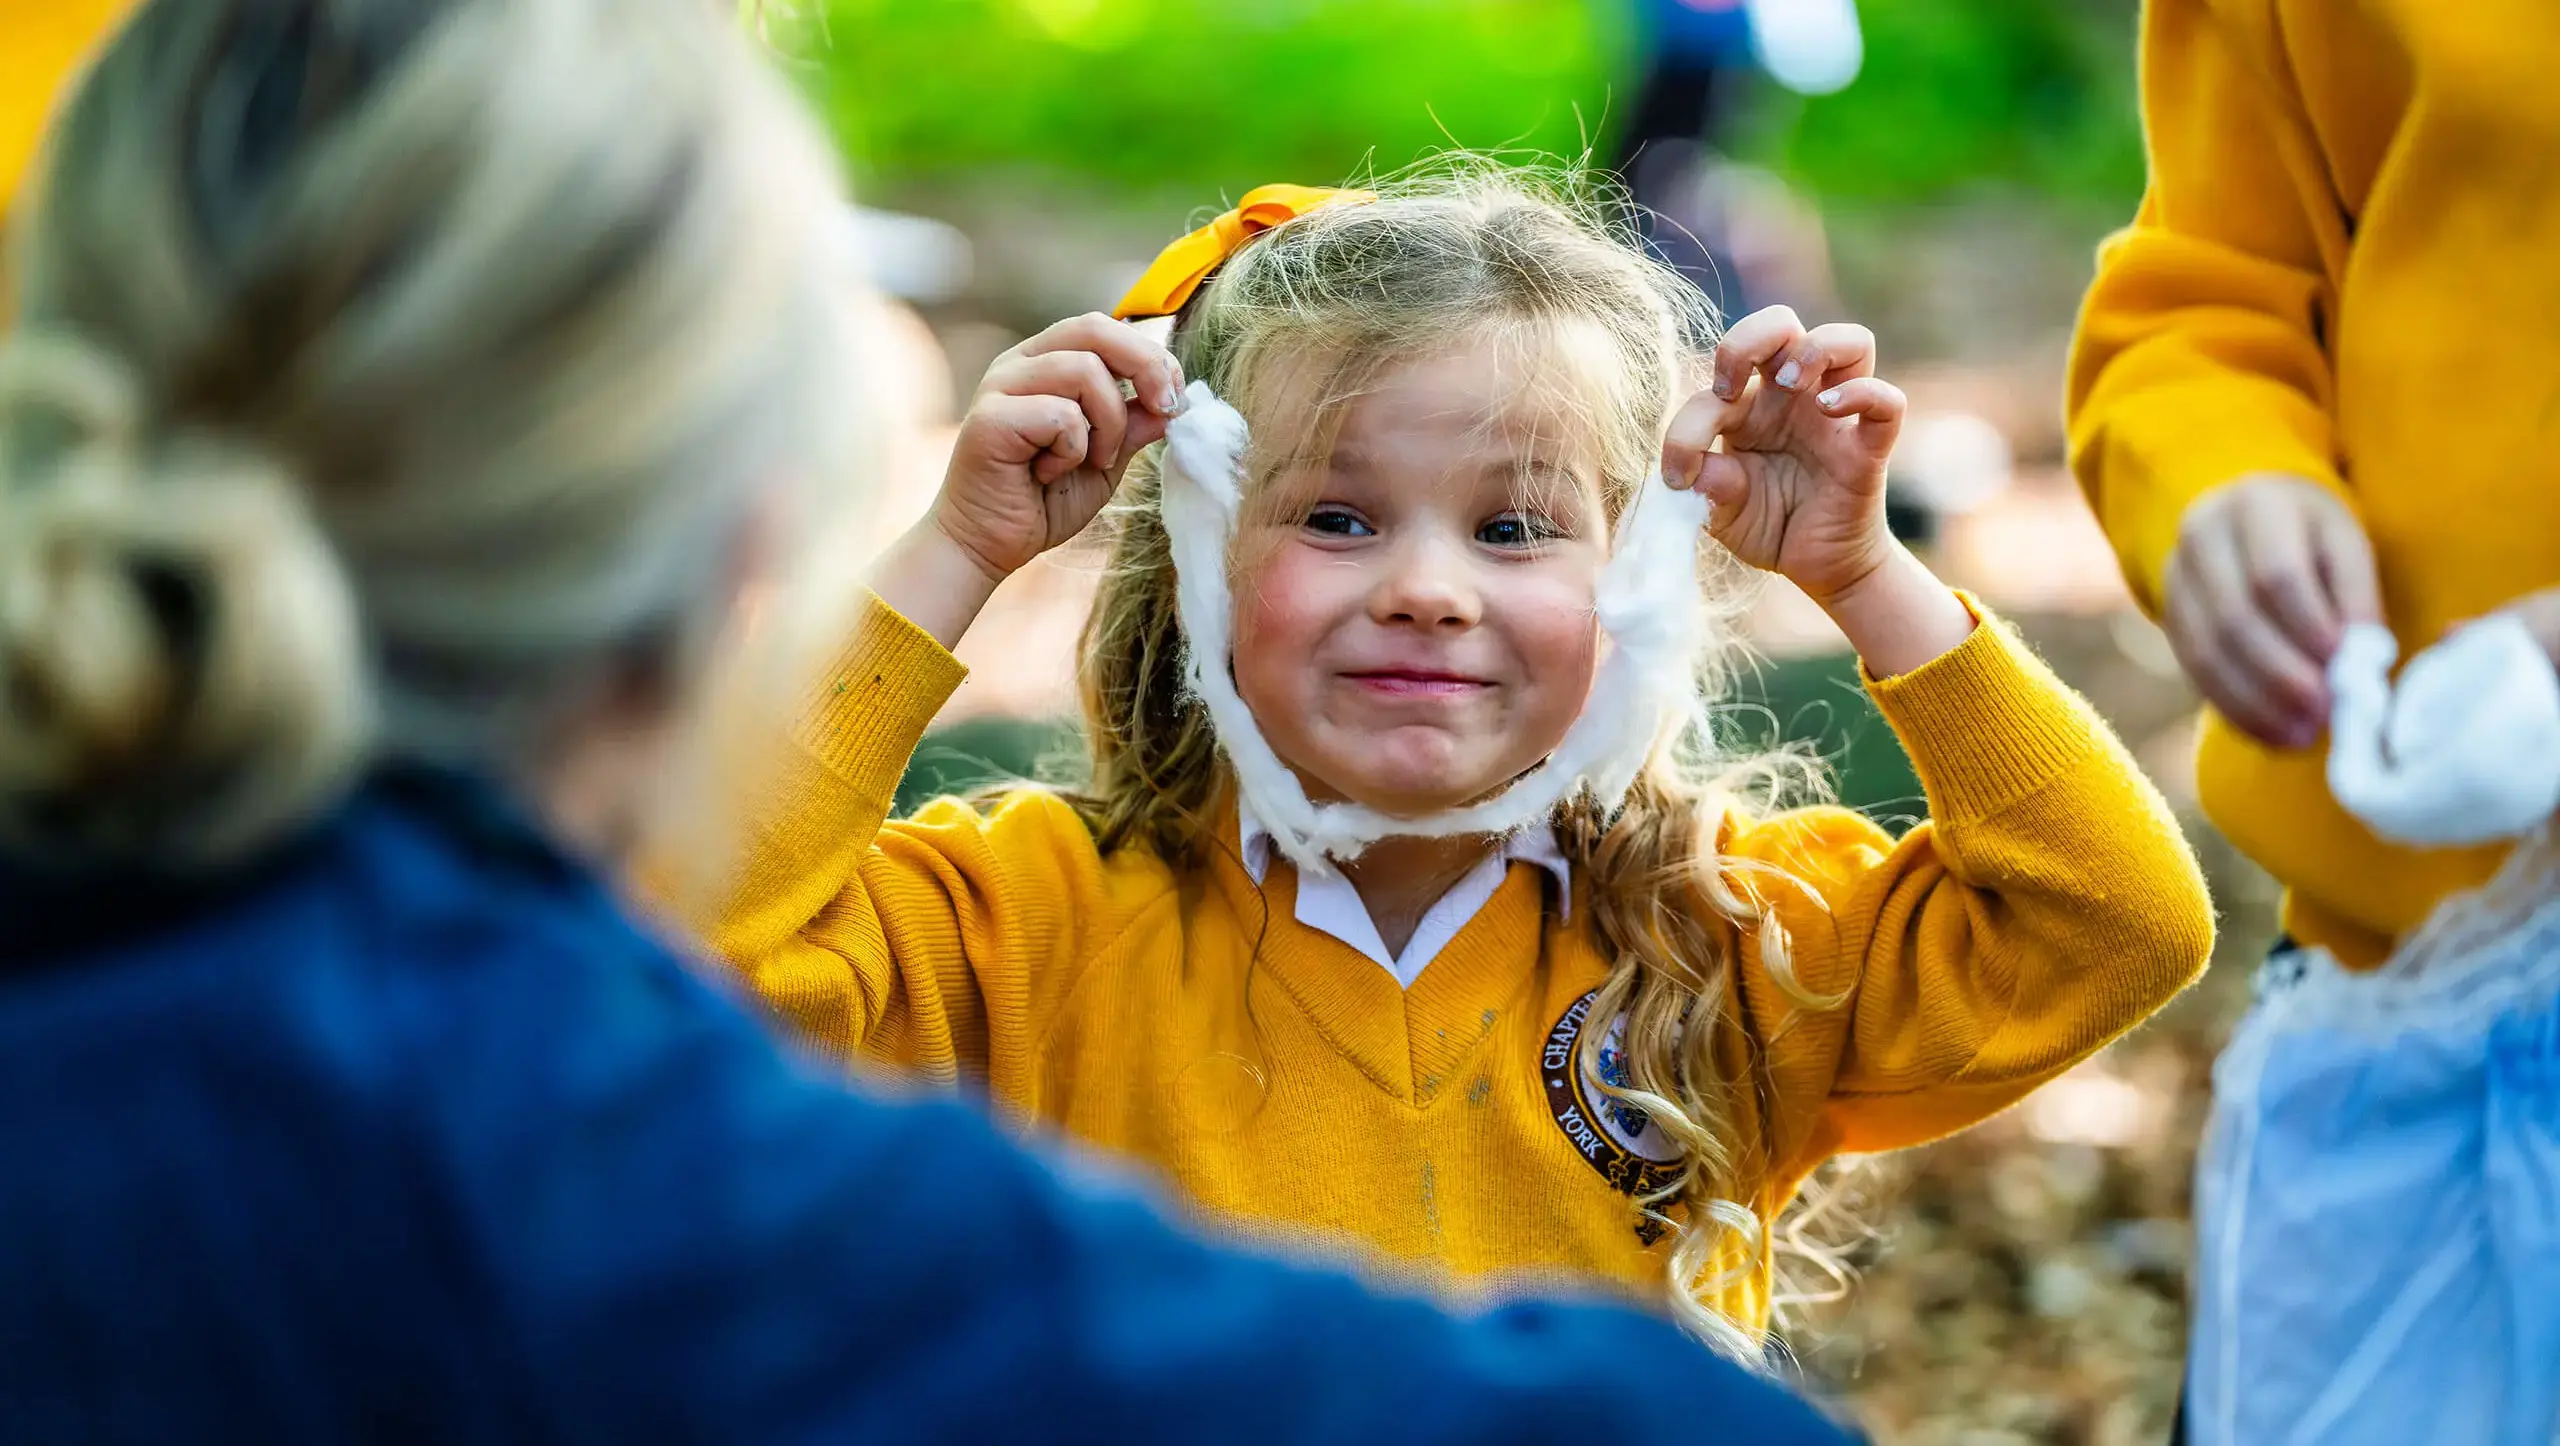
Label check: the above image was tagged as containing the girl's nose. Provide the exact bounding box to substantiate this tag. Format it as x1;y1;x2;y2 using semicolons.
1368;532;1483;630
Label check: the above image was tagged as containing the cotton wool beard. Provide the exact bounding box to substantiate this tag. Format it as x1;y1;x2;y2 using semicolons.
1157;379;1714;877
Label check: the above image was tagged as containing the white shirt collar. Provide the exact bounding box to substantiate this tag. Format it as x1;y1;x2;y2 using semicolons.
1237;800;1572;990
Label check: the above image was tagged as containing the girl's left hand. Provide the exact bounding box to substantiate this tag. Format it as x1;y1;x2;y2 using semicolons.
1661;306;1905;604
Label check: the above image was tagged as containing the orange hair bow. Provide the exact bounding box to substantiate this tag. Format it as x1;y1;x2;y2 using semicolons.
1112;183;1376;321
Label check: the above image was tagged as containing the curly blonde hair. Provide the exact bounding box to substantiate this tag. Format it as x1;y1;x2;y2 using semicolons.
1067;158;1847;1360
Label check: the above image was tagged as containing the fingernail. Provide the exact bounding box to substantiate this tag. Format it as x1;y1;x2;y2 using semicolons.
1817;388;1841;408
1161;387;1184;414
1711;375;1735;400
1774;361;1802;390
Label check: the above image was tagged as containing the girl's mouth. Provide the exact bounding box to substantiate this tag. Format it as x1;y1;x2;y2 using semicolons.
1340;670;1493;698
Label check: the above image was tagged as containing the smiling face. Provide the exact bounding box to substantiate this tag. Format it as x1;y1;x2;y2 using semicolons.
1228;326;1616;817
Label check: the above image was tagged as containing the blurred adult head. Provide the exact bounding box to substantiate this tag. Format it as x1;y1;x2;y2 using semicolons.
0;0;858;871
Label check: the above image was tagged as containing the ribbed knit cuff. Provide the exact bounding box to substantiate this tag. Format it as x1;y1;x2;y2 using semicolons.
1864;594;2101;825
2083;381;2347;618
795;593;969;785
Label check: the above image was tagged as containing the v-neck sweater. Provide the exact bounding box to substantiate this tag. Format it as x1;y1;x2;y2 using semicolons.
685;596;2214;1330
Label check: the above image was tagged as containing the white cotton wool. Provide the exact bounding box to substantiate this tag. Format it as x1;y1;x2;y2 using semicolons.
2326;616;2560;848
1157;379;1712;877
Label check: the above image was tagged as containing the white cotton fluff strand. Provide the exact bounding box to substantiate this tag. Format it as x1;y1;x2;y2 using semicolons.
1158;379;1712;876
2325;616;2560;847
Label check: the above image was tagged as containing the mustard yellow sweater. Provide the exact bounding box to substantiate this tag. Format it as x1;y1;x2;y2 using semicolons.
2068;0;2560;965
695;598;2211;1328
1;0;129;205
1;0;132;316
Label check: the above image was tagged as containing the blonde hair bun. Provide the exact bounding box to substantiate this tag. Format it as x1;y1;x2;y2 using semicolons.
0;332;368;869
2;0;857;874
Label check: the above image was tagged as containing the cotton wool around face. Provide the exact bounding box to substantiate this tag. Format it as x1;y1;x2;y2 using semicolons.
1157;347;1713;878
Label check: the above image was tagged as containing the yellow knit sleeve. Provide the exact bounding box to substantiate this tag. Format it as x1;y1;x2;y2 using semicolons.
2064;0;2349;616
1725;606;2215;1168
653;594;1157;1086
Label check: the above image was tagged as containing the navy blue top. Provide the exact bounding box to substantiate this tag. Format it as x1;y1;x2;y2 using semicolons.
1638;0;1757;65
0;768;1858;1443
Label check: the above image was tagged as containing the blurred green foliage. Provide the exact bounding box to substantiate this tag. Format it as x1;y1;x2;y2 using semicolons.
783;0;1626;200
772;0;2142;211
1749;0;2146;208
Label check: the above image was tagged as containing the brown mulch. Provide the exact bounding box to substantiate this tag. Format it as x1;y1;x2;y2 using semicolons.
1792;615;2281;1446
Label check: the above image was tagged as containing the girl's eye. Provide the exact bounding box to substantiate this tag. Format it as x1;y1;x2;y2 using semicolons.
1304;507;1376;538
1478;512;1561;548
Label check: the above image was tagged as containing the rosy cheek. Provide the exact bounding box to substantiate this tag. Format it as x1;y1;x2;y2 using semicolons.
1232;561;1294;655
1231;550;1323;715
1533;620;1603;699
1510;574;1602;670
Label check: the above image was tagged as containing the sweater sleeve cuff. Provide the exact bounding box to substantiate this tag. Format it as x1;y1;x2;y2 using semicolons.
2079;381;2347;616
1863;595;2103;824
794;592;969;785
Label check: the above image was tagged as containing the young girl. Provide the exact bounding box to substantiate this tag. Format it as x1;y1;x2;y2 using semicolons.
687;169;2214;1358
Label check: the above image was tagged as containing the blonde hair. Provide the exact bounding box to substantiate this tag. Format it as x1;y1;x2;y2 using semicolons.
1073;159;1840;1360
0;0;853;869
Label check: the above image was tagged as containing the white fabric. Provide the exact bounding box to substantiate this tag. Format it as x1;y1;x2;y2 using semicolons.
2187;831;2560;1446
1158;379;1712;878
2326;617;2560;848
1238;802;1571;989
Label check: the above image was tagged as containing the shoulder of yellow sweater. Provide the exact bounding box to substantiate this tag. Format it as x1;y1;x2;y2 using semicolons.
887;785;1182;912
1717;804;1896;916
1692;805;1889;1094
1701;803;1903;1013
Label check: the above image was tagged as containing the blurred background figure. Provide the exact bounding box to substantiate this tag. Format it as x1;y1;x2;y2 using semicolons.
1612;0;1852;322
1614;0;1758;314
747;2;2265;1440
2072;3;2560;1442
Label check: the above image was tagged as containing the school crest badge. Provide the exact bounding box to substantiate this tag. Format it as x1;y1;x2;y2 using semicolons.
1541;989;1684;1242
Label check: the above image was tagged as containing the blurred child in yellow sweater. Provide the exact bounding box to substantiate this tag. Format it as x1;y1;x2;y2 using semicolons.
686;167;2212;1361
2071;5;2560;1442
2069;0;2560;966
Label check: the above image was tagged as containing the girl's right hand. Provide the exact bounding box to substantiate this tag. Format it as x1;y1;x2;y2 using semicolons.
931;313;1187;583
